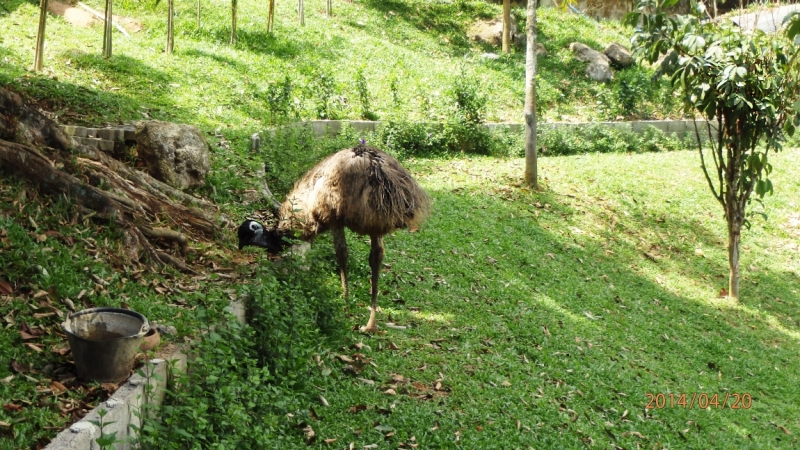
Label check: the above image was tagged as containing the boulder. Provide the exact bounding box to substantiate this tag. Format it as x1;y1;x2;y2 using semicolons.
134;121;210;191
468;16;518;47
569;42;613;82
604;42;634;68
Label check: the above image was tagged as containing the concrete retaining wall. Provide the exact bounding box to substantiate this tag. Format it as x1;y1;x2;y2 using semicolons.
267;118;715;142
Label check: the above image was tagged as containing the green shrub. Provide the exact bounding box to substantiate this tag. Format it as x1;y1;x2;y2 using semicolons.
137;255;342;449
538;123;689;156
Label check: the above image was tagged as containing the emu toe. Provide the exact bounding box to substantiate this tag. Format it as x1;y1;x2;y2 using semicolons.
359;324;380;334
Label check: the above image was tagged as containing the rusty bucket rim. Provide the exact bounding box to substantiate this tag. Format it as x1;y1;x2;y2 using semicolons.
61;307;150;342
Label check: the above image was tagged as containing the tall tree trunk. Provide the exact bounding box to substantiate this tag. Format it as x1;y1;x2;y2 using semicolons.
523;0;538;188
728;218;741;298
267;0;275;33
299;0;305;25
326;0;332;18
502;0;511;54
197;0;201;28
102;0;112;58
33;0;49;71
230;0;237;45
166;0;174;54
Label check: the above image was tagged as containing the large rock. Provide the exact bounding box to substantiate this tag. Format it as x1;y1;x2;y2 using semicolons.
134;121;210;191
570;42;613;82
604;42;634;68
0;87;71;150
468;16;518;47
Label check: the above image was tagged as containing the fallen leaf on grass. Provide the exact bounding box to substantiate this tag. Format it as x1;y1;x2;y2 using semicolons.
348;404;368;413
337;355;355;364
323;438;337;444
718;288;729;298
383;388;397;395
11;360;29;373
0;279;12;295
3;403;22;412
50;381;67;395
303;425;316;444
25;343;43;353
374;424;395;433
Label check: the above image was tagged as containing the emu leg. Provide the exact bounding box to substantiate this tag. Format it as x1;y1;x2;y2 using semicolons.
332;227;348;297
361;235;384;333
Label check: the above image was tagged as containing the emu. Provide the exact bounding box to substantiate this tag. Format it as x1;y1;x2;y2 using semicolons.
238;145;430;333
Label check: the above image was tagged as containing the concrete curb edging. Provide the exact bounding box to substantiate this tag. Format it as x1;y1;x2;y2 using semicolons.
44;352;188;450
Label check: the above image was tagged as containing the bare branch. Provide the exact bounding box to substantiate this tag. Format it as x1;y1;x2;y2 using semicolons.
694;119;723;206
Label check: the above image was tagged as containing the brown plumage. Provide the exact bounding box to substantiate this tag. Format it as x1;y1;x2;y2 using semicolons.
238;145;430;333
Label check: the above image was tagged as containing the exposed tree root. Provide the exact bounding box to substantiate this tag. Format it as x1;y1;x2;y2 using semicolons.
0;138;221;271
0;86;229;272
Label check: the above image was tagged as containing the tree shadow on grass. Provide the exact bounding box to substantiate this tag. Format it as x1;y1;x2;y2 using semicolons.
333;179;800;448
185;25;328;60
4;52;187;125
0;0;35;15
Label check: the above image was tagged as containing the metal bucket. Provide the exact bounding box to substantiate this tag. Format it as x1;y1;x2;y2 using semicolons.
62;307;150;382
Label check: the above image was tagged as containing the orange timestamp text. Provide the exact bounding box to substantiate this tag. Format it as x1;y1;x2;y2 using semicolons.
645;392;752;410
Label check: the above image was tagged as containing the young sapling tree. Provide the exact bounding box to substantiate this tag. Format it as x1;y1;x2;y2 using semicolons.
626;1;800;298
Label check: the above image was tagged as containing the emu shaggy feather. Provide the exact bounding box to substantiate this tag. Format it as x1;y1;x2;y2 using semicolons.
239;145;430;333
280;145;429;239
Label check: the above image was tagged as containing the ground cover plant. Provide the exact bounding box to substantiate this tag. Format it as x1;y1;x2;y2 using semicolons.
141;145;800;449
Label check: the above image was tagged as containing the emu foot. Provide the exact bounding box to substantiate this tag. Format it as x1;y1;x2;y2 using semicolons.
359;324;380;334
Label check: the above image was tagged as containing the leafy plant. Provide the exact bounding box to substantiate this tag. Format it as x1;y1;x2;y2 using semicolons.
626;0;800;298
262;75;297;124
89;408;122;450
354;66;378;121
310;70;346;120
536;122;686;156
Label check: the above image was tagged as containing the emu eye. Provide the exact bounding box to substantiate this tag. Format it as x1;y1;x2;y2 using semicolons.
249;222;262;232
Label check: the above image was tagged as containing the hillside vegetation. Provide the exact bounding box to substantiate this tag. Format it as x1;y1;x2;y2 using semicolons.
1;0;799;449
1;0;679;131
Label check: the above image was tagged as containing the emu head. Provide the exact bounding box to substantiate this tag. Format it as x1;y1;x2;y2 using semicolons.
237;220;290;254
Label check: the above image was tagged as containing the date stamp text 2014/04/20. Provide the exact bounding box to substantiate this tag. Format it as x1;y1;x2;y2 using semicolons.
646;393;752;410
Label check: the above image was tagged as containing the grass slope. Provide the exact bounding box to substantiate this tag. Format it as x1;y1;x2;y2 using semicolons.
0;0;798;448
0;0;678;130
280;148;799;449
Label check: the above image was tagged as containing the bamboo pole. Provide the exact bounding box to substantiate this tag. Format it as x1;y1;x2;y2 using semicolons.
33;0;49;71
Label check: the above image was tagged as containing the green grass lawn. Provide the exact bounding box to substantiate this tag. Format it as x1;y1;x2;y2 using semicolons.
0;0;678;130
1;0;799;448
240;148;797;449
